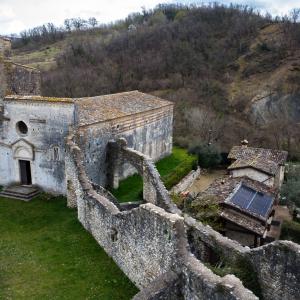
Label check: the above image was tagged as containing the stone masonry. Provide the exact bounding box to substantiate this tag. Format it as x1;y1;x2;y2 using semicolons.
66;135;300;300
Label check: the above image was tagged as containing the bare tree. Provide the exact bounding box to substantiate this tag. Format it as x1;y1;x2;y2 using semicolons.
88;17;98;28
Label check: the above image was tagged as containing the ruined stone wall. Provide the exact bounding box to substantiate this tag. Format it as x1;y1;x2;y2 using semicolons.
77;105;173;188
65;136;300;300
107;138;180;213
0;37;41;98
186;216;300;300
65;135;259;299
170;167;201;194
0;37;11;57
4;62;41;95
248;241;300;300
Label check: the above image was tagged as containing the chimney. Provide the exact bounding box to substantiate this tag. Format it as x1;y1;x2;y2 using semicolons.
241;139;249;148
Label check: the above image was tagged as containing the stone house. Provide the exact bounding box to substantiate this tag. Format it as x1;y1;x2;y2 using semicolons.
0;92;173;194
228;143;288;188
194;176;278;247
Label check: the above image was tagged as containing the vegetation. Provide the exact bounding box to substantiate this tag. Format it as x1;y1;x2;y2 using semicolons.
177;193;223;231
9;4;300;157
281;167;300;207
206;257;262;299
189;144;222;168
0;194;138;299
280;220;300;244
111;147;197;202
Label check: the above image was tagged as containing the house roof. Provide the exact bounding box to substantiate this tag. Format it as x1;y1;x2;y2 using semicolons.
194;176;277;235
228;156;279;175
197;176;276;205
220;208;266;235
75;90;173;126
228;146;288;175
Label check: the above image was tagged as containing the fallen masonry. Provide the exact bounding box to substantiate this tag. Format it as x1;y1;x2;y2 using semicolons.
66;136;300;300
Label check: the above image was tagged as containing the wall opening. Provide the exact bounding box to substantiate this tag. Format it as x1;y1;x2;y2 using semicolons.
16;121;28;136
19;160;32;185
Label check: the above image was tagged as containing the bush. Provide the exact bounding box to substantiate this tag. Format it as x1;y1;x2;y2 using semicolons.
189;144;221;169
162;158;197;189
280;220;300;244
281;167;300;207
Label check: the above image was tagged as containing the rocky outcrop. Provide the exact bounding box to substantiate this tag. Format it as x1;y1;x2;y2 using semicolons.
249;92;300;125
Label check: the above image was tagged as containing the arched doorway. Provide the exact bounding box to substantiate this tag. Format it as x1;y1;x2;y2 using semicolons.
12;139;34;186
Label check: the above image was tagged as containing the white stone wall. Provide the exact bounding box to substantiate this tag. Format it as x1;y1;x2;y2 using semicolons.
0;100;74;193
231;168;274;187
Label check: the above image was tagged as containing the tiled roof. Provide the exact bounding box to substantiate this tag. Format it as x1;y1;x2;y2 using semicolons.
4;91;173;123
228;146;288;175
220;209;266;235
75;90;173;126
196;176;276;205
228;156;279;175
194;176;277;235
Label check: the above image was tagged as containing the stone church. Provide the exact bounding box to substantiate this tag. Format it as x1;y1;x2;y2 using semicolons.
0;37;173;195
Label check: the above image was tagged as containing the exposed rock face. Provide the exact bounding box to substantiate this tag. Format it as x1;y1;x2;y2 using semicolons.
249;92;300;125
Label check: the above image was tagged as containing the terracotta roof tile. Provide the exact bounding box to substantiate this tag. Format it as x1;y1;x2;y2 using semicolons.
74;90;173;126
194;176;277;234
228;146;288;175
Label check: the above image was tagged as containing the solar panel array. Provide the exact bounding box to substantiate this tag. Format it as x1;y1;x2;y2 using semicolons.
230;185;273;218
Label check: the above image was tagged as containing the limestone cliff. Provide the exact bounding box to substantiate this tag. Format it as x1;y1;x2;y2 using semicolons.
228;24;300;126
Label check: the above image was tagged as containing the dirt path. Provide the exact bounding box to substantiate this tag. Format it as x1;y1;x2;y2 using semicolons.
187;169;227;193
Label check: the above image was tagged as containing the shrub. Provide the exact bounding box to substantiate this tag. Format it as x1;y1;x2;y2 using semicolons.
281;167;300;207
189;144;221;169
162;157;197;189
280;220;300;244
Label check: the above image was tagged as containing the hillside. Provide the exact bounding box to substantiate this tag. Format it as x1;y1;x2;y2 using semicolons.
10;4;300;158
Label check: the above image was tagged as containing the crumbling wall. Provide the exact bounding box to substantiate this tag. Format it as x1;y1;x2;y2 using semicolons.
65;135;258;299
4;62;41;95
170;167;201;194
185;215;300;300
107;138;180;214
248;241;300;300
65;136;300;300
0;36;40;98
0;37;11;57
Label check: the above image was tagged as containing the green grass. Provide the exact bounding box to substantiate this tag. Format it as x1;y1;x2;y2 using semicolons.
0;194;138;299
111;147;197;202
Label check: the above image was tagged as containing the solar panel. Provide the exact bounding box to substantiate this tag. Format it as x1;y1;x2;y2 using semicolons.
247;193;273;217
231;185;256;209
229;184;273;218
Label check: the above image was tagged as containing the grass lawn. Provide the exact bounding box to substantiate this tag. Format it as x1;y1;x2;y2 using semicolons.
0;194;138;300
111;147;197;203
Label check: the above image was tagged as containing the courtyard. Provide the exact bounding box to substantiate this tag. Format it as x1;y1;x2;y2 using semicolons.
0;194;138;299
